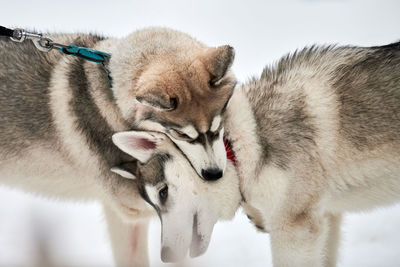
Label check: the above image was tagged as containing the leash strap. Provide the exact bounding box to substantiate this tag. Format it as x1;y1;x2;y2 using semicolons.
0;26;14;38
60;45;111;63
59;45;113;84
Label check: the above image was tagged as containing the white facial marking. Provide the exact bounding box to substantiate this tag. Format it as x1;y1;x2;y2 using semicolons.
145;184;160;206
137;119;167;133
179;124;199;139
110;167;137;180
170;128;227;178
153;152;240;262
210;115;221;132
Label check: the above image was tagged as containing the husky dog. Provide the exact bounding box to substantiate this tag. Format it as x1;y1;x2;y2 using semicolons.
111;131;240;262
110;28;236;181
130;42;400;266
0;27;235;266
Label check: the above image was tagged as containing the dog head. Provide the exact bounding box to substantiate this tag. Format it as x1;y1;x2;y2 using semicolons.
111;130;240;262
110;27;236;181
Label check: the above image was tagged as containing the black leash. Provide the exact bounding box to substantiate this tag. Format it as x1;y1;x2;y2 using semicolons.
0;26;15;38
1;26;112;85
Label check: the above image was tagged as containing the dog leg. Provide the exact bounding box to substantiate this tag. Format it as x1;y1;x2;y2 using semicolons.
104;205;150;267
323;213;342;267
270;208;328;267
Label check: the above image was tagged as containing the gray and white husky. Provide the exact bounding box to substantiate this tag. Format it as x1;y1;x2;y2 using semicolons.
111;131;239;262
0;27;236;266
116;42;400;266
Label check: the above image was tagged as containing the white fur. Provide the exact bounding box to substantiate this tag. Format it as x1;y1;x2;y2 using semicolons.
169;130;227;177
111;167;137;179
179;124;199;139
140;141;241;262
0;35;154;267
112;131;164;163
225;87;400;266
1;28;235;266
210;115;221;132
163;83;400;266
103;205;150;267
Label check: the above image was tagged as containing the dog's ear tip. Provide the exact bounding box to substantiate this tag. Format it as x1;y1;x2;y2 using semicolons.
203;45;235;83
221;44;235;54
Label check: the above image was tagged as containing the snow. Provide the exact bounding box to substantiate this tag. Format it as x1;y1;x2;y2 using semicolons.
1;0;400;266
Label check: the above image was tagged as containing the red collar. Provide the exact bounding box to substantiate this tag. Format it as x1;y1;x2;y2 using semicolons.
224;139;236;166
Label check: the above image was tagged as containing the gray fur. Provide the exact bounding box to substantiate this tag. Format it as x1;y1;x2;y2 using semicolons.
333;43;400;148
208;41;400;266
0;28;238;265
245;77;316;169
244;42;400;169
0;36;57;156
0;34;131;170
68;57;129;169
138;153;171;186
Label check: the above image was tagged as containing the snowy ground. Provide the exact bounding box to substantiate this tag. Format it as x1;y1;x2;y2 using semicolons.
1;0;400;266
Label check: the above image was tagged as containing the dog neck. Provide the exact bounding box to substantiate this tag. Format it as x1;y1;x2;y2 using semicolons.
83;39;129;133
223;88;263;189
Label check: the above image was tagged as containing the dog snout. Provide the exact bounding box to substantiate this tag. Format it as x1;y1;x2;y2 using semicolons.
201;168;223;181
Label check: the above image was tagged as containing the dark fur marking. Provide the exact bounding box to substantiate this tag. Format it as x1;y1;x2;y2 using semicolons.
67;38;131;170
244;73;316;169
139;153;171;186
334;43;400;149
255;224;266;231
137;153;172;216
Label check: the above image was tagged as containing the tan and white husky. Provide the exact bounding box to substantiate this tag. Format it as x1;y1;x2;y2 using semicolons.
117;42;400;266
0;27;236;266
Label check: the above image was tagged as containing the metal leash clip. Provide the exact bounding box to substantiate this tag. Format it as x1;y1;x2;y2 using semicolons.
10;28;68;52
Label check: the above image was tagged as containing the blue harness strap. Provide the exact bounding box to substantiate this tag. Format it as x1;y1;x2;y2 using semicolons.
60;45;111;63
60;45;113;85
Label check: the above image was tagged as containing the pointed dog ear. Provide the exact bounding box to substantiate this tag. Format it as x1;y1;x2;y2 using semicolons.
112;131;164;163
202;45;235;86
135;90;178;111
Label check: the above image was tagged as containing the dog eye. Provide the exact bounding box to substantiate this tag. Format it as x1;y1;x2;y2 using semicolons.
209;78;217;87
159;185;168;203
169;129;195;142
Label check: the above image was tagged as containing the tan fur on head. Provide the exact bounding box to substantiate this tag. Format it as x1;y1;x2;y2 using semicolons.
109;27;236;179
110;27;236;132
201;45;235;86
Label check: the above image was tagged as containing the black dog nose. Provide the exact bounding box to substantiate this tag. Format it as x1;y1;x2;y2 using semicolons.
201;168;223;181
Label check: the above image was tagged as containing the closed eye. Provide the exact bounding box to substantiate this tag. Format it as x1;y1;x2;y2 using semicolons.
169;129;195;142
